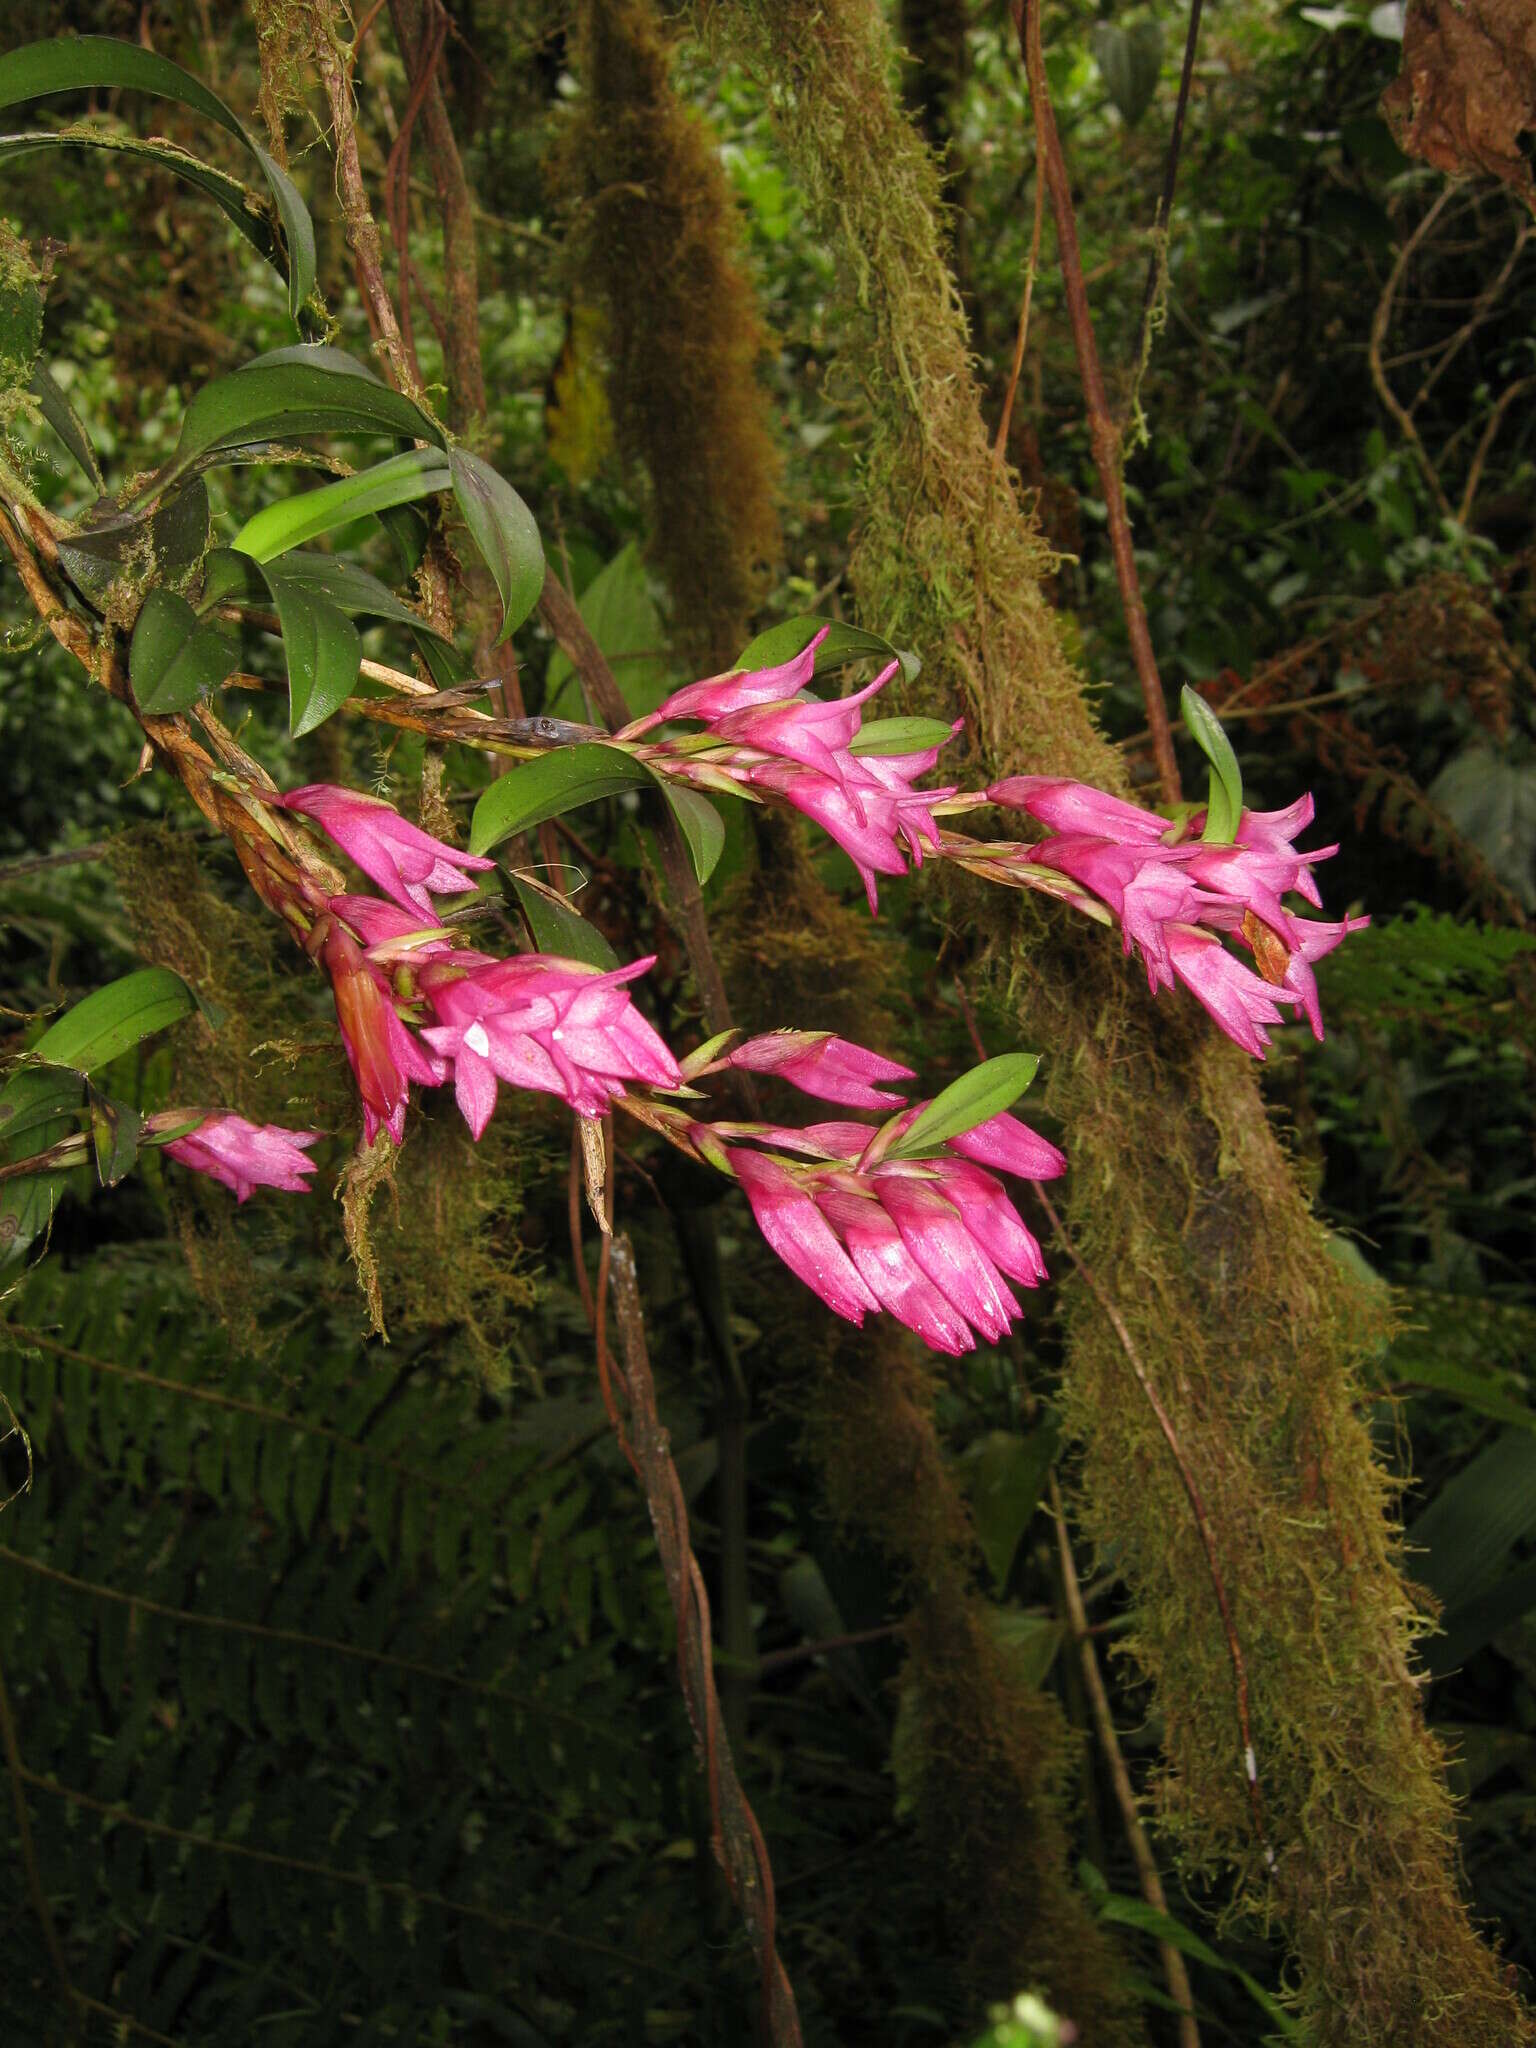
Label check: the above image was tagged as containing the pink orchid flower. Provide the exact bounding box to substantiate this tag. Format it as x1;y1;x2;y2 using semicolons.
726;1030;915;1109
161;1112;321;1202
1165;925;1294;1058
322;921;447;1146
989;775;1171;844
420;953;681;1138
272;785;493;918
636;629;829;730
716;1098;1061;1351
989;775;1366;1054
732;1148;881;1325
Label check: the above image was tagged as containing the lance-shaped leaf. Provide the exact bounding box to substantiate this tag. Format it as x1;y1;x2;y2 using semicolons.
130;587;237;716
848;715;958;757
57;479;210;613
230;447;452;562
450;447;544;643
1181;684;1244;845
470;743;656;856
262;565;362;736
0;1066;84;1270
662;785;727;885
28;361;103;491
29;969;194;1074
0;36;315;316
163;361;443;490
885;1052;1042;1161
506;875;619;972
88;1084;142;1189
735;614;922;685
199;547;362;732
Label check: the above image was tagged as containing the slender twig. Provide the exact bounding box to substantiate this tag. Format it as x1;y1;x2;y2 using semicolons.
1411;218;1531;421
755;1623;903;1675
1368;188;1456;519
1457;374;1536;525
384;0;448;385
992;0;1046;473
1049;1475;1200;2048
604;1238;803;2047
1011;2;1180;806
0;1642;82;2034
0;841;108;881
1133;0;1205;380
313;4;425;403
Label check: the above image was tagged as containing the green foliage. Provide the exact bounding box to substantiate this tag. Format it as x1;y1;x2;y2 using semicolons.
0;1250;705;2044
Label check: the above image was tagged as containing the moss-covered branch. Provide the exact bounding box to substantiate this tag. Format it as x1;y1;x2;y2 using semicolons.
697;3;1533;2040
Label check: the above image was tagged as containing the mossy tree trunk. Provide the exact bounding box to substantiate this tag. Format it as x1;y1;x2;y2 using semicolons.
696;3;1532;2042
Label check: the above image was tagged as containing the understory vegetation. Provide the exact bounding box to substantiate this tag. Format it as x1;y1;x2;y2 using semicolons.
1;2;1532;2044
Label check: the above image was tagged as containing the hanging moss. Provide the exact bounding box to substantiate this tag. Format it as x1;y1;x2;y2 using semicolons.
805;1330;1145;2043
106;826;537;1374
553;0;782;671
696;3;1532;2041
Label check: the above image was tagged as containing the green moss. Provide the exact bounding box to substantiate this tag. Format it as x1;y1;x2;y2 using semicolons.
106;827;536;1374
699;2;1533;2039
804;1331;1144;2041
554;0;782;671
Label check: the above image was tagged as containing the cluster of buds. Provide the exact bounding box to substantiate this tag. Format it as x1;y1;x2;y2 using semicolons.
630;1030;1066;1355
620;629;963;913
154;625;1369;1351
954;777;1367;1058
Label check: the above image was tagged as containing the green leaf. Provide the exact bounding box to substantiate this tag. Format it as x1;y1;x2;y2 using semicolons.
1435;1561;1536;1677
449;447;544;644
662;786;727;885
88;1086;142;1189
886;1053;1042;1161
30;968;194;1074
1093;1889;1301;2035
166;361;443;487
1091;19;1164;129
201;545;449;640
28;361;103;491
0;1065;85;1150
0;37;315;315
1391;1355;1536;1437
230;448;452;563
544;543;677;722
470;743;654;857
1181;684;1243;845
507;876;620;972
962;1424;1059;1590
848;715;957;757
57;479;210;612
1407;1430;1536;1614
0;1170;64;1269
734;614;921;685
259;562;363;736
986;1608;1064;1689
129;587;236;716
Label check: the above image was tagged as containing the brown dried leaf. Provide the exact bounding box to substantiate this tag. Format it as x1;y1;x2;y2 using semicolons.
1382;0;1536;210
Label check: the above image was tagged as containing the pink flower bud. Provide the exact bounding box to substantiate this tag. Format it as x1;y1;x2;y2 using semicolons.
727;1030;915;1109
322;922;447;1146
162;1113;321;1203
272;785;493;918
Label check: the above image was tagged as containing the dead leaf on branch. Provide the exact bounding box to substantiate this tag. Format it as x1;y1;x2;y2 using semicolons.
1382;0;1536;211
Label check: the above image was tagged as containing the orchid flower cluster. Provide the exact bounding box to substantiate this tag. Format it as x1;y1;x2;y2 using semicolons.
146;632;1363;1356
